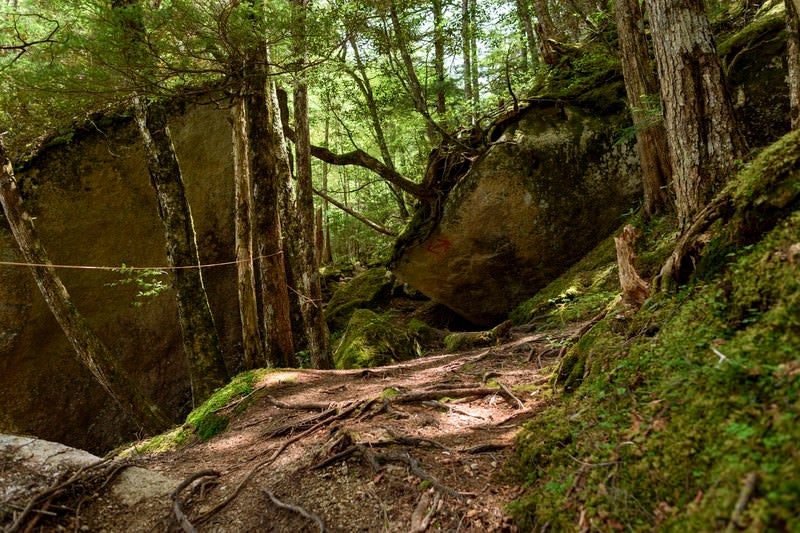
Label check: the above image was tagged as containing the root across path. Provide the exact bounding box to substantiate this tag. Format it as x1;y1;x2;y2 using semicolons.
2;325;578;532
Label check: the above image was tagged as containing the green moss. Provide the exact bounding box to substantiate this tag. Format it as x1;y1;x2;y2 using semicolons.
510;132;800;531
716;9;786;61
333;309;420;369
509;232;621;329
185;368;269;441
325;268;395;333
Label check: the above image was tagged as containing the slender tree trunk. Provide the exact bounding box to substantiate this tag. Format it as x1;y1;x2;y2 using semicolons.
516;0;539;71
231;95;264;369
133;97;229;405
321;118;333;264
0;140;171;433
348;35;409;219
290;0;332;369
787;0;800;130
614;0;670;216
469;0;479;111
646;0;746;229
246;46;295;367
461;0;474;117
432;0;447;116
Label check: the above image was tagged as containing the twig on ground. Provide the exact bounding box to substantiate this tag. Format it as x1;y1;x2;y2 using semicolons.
263;490;326;533
421;400;486;419
496;381;525;409
726;471;759;532
172;470;219;533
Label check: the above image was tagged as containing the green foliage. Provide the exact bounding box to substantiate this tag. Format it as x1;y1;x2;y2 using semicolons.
510;132;800;531
107;265;170;307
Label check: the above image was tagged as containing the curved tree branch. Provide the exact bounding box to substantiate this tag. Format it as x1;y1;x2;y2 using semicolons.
312;187;397;236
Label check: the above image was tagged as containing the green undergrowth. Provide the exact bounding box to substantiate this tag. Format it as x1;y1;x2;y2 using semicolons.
509;131;800;531
120;368;271;455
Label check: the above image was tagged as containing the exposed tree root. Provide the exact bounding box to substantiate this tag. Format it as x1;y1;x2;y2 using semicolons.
171;470;219;533
263;489;326;533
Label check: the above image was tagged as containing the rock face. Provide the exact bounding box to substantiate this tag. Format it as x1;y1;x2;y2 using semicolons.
391;104;642;327
0;104;240;453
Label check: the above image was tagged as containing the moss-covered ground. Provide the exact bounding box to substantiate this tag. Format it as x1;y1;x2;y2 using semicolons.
509;131;800;531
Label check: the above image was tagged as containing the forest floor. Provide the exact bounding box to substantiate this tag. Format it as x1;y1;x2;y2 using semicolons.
2;323;580;533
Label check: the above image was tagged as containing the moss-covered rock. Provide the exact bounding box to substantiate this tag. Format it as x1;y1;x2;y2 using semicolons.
325;268;395;333
510;129;800;531
333;309;419;369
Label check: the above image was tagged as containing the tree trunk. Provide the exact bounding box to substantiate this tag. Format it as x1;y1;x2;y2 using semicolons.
533;0;559;65
614;0;670;216
433;0;447;116
646;0;746;229
0;140;171;433
469;0;479;111
321;118;333;264
787;0;800;130
614;225;650;307
290;0;332;369
516;0;539;71
231;95;264;369
461;0;473;117
133;97;229;406
246;46;295;368
348;35;409;220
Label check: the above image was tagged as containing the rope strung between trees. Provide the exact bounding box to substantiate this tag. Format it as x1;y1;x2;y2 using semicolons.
0;251;283;271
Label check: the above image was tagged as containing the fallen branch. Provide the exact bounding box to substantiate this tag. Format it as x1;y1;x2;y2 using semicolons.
459;442;510;454
383;427;450;451
263;490;326;533
265;395;334;411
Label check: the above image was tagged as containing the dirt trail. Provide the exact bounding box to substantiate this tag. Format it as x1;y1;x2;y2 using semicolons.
3;327;572;532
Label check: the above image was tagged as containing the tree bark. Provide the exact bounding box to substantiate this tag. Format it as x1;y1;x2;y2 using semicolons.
787;0;800;130
290;0;332;369
461;0;474;117
532;0;559;65
133;97;229;405
246;45;295;368
614;0;670;216
646;0;746;229
516;0;539;71
432;0;447;116
231;95;264;369
614;225;650;307
0;139;171;433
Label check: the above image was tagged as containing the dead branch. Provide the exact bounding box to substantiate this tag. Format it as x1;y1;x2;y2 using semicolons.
172;470;219;533
263;490;326;533
265;395;334;411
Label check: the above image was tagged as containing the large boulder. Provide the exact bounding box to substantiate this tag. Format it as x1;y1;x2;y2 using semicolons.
333;309;419;369
0;104;240;453
390;104;642;327
325;267;395;332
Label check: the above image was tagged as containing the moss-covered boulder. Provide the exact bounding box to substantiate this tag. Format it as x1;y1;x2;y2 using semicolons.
390;104;641;327
333;309;419;369
325;268;395;332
